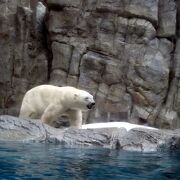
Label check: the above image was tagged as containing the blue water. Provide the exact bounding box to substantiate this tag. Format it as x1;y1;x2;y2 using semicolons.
0;142;179;180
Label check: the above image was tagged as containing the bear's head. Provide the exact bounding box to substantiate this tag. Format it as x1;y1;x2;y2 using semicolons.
74;90;95;111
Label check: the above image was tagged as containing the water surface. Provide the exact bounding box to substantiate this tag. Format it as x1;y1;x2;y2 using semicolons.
0;142;179;179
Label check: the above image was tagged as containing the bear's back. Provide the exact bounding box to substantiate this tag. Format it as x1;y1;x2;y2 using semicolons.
24;85;61;108
26;85;78;103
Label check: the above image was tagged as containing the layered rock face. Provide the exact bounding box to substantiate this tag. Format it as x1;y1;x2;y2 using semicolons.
0;0;180;129
0;0;48;115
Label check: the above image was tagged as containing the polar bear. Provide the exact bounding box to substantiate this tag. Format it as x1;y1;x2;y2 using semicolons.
19;85;95;128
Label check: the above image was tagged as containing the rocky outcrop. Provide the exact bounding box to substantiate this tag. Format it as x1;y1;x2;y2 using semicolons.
0;115;179;152
0;0;180;129
0;0;48;115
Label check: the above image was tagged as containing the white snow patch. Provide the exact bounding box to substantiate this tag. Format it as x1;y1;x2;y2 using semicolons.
82;122;157;131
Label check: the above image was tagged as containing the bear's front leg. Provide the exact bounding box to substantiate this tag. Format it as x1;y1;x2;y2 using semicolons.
41;103;65;127
68;110;82;129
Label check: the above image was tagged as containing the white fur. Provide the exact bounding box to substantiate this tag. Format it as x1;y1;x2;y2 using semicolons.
82;122;157;131
19;85;94;128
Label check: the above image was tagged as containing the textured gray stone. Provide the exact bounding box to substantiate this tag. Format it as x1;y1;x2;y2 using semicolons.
49;69;67;86
48;9;79;36
0;1;48;116
96;0;158;25
51;42;72;72
126;18;156;44
157;0;176;37
174;39;180;78
172;39;180;115
126;39;172;106
174;80;180;113
0;115;180;152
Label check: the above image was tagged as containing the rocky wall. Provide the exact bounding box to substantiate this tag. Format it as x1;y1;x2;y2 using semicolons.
0;0;48;115
0;0;180;129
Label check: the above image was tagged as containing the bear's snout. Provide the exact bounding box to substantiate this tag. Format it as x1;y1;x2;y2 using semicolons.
87;102;95;109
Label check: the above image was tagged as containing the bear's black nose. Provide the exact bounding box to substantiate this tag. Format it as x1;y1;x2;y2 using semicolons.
87;102;95;109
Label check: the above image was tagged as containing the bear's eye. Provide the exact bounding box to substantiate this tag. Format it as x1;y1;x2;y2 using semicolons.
85;97;89;101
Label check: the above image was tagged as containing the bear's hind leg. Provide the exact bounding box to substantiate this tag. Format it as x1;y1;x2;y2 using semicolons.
68;110;82;128
41;104;65;127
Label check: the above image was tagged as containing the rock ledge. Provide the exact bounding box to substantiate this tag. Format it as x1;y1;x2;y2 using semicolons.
0;115;179;152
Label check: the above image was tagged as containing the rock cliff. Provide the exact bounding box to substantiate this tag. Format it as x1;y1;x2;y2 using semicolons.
0;0;180;129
